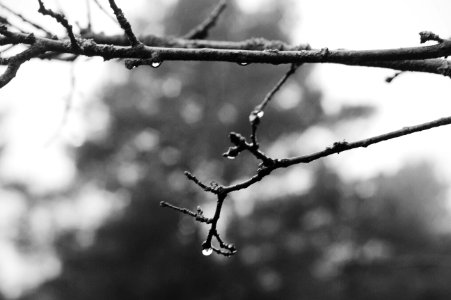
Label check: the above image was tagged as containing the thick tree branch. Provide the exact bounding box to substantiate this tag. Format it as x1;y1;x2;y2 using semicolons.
82;33;303;50
2;28;451;77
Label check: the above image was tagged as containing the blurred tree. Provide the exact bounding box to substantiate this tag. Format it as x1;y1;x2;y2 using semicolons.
225;162;451;300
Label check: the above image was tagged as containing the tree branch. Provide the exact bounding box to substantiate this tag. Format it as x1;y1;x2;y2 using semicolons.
221;114;451;194
0;2;54;37
3;28;451;74
91;0;119;25
37;0;80;51
107;0;141;47
162;61;451;255
183;0;227;40
0;42;44;88
249;63;300;145
3;4;451;256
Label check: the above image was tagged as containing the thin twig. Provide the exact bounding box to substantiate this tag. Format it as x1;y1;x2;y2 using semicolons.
0;44;15;54
37;0;80;51
202;193;236;256
91;0;119;24
0;15;30;33
256;63;300;112
184;171;218;194
419;31;444;44
107;0;141;47
223;132;273;164
249;63;300;144
0;2;54;36
85;0;92;32
160;201;212;224
183;0;227;40
0;45;44;88
385;71;404;83
284;115;451;166
221;114;451;194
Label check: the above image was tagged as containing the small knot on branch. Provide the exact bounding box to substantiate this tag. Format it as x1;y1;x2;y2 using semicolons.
160;201;212;224
229;132;247;146
25;33;36;44
257;165;272;176
327;140;349;153
37;0;80;52
184;171;219;194
419;31;444;44
222;146;241;159
438;60;451;77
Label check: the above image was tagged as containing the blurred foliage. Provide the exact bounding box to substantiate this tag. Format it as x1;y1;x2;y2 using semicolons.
15;0;451;300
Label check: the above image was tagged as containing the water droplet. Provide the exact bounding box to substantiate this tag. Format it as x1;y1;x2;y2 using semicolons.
151;61;162;68
249;110;264;123
238;62;249;66
202;248;213;256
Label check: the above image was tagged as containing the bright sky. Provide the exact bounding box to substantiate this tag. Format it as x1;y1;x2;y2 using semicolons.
2;0;451;297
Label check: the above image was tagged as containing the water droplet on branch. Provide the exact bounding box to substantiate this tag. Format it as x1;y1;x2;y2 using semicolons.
151;61;162;68
202;248;213;256
249;110;264;123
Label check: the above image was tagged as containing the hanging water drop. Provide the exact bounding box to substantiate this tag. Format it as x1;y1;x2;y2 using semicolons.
151;61;162;68
238;62;249;66
202;248;213;256
249;110;264;123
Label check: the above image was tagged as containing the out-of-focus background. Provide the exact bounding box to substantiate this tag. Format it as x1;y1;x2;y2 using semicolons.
1;0;451;299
